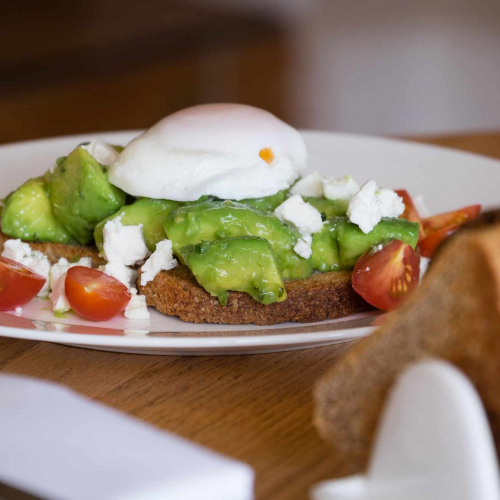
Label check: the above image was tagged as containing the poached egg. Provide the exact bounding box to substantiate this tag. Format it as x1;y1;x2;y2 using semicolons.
108;104;307;201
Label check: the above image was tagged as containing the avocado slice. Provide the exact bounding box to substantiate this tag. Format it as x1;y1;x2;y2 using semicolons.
180;236;286;305
94;198;182;252
165;200;313;280
302;196;349;218
311;220;344;272
336;217;419;268
237;190;287;213
1;178;75;244
47;146;126;244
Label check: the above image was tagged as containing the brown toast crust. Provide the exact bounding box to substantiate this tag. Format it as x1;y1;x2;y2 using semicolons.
138;264;371;325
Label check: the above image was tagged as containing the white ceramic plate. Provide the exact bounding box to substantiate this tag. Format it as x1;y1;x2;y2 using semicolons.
0;131;498;355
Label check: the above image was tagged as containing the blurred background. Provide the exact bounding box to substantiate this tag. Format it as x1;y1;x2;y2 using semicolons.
1;0;500;144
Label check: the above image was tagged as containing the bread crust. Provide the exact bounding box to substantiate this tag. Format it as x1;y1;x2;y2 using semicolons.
138;264;371;325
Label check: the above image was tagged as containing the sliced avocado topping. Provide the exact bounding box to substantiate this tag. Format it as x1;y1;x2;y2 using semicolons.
181;236;286;305
164;200;313;280
335;216;419;268
302;196;349;218
1;178;75;244
311;220;343;272
236;190;287;213
47;146;126;245
94;198;182;252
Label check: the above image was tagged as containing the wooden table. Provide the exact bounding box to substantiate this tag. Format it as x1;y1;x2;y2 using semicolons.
1;132;498;499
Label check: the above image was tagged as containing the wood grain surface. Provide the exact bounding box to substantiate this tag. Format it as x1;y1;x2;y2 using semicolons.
0;133;498;499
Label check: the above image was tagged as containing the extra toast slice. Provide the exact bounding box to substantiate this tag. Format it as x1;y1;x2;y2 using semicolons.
137;264;371;325
314;209;500;468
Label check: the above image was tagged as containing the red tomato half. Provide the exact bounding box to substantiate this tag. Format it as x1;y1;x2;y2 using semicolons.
419;204;481;257
419;225;460;258
395;189;426;241
422;204;481;234
65;267;131;321
0;257;46;311
352;240;420;311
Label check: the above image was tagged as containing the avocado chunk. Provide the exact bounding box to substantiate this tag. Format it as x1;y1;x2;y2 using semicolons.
311;220;344;272
237;190;287;213
47;146;126;244
165;200;312;279
180;236;287;305
302;196;349;218
1;178;75;244
94;198;182;252
336;217;419;268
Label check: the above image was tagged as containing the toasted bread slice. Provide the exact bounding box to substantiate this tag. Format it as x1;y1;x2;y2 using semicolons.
0;228;371;325
137;265;371;325
314;210;500;468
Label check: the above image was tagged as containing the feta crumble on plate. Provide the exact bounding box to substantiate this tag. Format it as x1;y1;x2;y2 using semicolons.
124;289;150;320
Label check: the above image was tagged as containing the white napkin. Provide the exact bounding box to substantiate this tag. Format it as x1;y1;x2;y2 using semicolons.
0;374;254;500
311;360;500;500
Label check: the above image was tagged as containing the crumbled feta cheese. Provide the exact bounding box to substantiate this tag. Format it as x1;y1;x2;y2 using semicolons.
140;240;177;286
323;175;359;201
99;262;137;289
274;195;323;236
290;172;324;197
49;272;71;313
49;257;92;313
124;289;150;320
2;239;51;296
347;181;380;234
102;217;149;266
414;193;431;218
347;181;404;234
82;141;119;166
14;307;22;315
293;234;313;259
377;188;405;219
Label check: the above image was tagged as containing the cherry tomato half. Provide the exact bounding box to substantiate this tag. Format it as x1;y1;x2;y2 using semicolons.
419;204;481;258
352;240;420;311
419;225;461;258
65;266;131;321
0;256;46;311
395;189;426;241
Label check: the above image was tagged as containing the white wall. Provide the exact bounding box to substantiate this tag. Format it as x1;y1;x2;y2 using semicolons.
287;0;500;135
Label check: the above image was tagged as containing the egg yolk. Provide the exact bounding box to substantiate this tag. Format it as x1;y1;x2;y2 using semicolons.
259;148;274;164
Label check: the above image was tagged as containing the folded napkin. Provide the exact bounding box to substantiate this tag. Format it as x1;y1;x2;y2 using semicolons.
312;360;500;500
0;374;254;500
